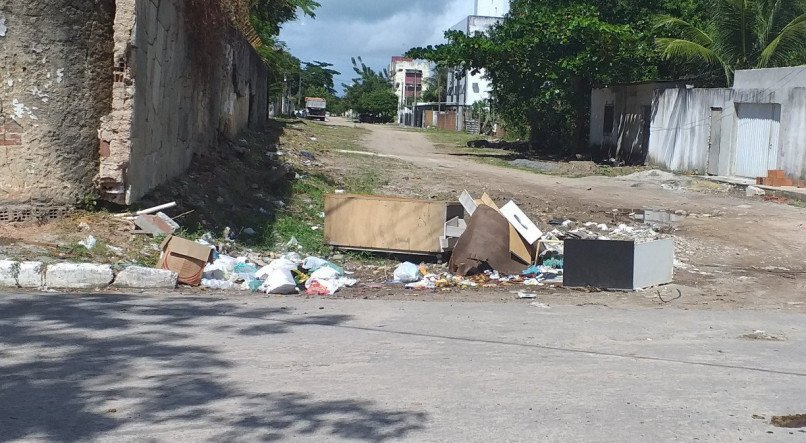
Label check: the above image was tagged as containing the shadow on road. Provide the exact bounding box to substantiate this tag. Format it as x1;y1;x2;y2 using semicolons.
0;294;427;441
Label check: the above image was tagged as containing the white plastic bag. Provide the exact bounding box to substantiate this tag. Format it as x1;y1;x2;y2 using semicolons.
256;258;298;279
261;269;298;294
393;262;421;283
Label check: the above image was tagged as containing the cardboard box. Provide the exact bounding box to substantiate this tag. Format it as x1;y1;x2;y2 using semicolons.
563;239;674;290
158;235;213;286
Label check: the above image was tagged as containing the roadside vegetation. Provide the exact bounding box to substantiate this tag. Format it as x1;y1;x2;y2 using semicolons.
408;0;806;152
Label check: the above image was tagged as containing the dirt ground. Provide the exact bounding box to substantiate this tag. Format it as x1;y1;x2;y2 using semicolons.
320;118;806;312
2;118;804;312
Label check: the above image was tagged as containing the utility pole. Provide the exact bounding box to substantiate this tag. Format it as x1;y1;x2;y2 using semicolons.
282;75;288;115
412;70;418;128
297;67;303;110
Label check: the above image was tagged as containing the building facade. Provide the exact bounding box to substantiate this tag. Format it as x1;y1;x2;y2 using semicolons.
389;56;431;124
444;0;509;131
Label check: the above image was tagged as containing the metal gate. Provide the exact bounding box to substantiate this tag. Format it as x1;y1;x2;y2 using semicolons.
733;103;781;178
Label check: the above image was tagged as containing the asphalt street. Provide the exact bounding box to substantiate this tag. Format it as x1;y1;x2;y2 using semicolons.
1;292;804;441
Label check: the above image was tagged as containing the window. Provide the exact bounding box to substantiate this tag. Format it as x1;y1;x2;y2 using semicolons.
603;104;615;135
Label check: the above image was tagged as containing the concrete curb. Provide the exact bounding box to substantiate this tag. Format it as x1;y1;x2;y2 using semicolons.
703;176;806;203
0;261;178;290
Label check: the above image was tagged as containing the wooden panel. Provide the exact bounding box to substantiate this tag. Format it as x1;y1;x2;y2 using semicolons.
324;194;463;253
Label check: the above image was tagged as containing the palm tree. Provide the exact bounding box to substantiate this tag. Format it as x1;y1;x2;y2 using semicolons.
655;0;806;83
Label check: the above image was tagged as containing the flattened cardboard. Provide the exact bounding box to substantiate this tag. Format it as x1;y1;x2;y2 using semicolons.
158;235;213;286
509;227;535;264
500;201;542;245
476;193;534;263
479;193;499;211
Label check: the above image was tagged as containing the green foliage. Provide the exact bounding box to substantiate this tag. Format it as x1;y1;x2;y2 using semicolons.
421;64;449;103
250;0;320;44
342;57;398;123
656;0;806;83
409;1;657;150
301;61;340;95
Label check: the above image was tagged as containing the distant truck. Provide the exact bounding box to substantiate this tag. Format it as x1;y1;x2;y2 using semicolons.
304;97;327;121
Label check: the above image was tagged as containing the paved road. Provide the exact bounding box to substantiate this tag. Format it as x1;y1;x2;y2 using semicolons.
2;292;804;441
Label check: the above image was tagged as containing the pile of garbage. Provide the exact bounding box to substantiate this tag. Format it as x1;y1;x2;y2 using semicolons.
201;252;357;296
390;260;563;291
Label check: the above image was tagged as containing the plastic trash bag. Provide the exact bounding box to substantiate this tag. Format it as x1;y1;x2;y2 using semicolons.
393;262;421;283
261;269;298;294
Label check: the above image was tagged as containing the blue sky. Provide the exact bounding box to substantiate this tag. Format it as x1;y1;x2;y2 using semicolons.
279;0;474;93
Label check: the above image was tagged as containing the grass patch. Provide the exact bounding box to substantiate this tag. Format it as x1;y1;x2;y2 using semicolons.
422;127;490;150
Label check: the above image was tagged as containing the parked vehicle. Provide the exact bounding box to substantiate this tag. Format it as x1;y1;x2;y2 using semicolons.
305;97;327;121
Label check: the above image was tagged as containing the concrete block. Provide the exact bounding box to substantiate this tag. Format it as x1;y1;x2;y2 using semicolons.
0;260;19;287
113;266;177;289
18;261;44;288
746;185;766;197
46;263;114;289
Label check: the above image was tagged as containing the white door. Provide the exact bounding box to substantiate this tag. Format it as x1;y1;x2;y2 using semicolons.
733;103;781;178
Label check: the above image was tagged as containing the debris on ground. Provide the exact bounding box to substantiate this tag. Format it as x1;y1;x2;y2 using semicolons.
756;169;806;188
200;250;356;296
770;414;806;428
740;330;786;341
78;235;97;251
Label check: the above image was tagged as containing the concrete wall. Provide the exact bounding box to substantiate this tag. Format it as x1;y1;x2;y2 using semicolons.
734;66;806;89
590;83;680;164
0;0;115;205
648;87;732;173
98;0;269;204
648;81;806;179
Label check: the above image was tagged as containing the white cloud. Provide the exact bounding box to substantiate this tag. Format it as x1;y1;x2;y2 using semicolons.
280;0;474;92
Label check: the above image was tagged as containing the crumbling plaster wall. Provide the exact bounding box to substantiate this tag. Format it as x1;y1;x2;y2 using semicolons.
98;0;269;204
0;1;115;205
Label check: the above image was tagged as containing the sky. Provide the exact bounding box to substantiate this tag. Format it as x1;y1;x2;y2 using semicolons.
279;0;475;94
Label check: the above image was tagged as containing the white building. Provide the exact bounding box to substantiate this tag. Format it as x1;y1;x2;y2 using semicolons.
445;0;509;107
389;56;432;107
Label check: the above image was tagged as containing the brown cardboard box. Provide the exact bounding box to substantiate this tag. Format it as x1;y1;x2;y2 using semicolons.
158;235;213;286
768;169;786;178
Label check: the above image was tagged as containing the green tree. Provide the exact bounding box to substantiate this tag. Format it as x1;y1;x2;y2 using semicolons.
409;2;655;149
342;57;397;123
656;0;806;84
250;0;320;44
301;61;340;95
421;64;449;103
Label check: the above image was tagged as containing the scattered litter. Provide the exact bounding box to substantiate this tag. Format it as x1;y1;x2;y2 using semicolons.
78;235;97;250
517;291;537;299
134;212;180;235
136;202;177;216
242;227;257;236
529;301;550;308
746;185;765;197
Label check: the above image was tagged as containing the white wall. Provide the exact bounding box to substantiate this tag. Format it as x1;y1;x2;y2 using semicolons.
649;82;806;179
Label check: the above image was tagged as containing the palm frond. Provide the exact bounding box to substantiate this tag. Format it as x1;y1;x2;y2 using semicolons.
656;38;733;81
759;13;806;66
654;15;714;46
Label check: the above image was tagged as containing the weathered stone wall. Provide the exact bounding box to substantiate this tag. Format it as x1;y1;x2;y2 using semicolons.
0;1;115;205
98;0;269;204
